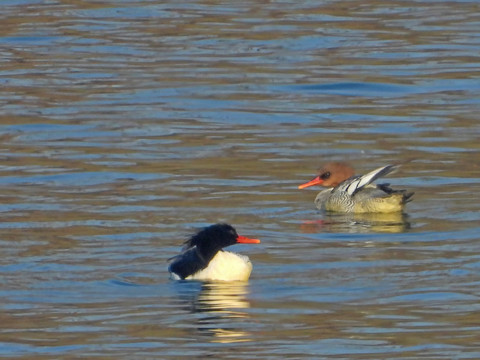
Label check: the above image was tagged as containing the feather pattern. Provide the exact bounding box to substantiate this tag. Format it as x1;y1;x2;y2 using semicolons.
340;165;399;195
300;163;413;213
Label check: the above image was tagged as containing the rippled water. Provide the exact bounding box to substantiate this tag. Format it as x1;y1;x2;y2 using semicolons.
1;0;480;358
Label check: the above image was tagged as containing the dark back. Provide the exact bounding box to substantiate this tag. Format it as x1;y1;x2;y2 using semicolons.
168;247;208;279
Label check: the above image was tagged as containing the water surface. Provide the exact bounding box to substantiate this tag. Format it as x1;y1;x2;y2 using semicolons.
1;0;480;359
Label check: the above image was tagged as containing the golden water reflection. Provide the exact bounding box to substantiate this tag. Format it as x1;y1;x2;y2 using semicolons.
191;281;252;344
300;212;411;234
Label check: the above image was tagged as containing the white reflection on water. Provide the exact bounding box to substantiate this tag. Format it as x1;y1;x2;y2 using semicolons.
174;281;252;343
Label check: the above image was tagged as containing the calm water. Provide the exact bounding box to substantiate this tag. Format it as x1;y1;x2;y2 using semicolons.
1;0;480;358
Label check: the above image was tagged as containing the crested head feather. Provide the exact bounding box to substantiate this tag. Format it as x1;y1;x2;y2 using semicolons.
181;223;237;251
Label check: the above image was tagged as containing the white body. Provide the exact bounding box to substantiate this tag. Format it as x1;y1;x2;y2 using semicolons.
170;250;253;282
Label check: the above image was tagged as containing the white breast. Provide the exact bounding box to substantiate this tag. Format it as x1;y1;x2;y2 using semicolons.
186;251;253;281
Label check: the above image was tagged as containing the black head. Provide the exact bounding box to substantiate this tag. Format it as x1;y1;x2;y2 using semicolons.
184;223;239;258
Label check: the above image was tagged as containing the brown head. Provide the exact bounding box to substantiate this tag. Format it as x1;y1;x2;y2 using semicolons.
298;162;355;189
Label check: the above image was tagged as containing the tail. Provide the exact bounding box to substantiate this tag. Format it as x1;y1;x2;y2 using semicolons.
403;191;414;204
378;183;414;204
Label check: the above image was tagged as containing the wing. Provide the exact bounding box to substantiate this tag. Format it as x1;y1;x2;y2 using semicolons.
337;165;399;196
168;247;207;280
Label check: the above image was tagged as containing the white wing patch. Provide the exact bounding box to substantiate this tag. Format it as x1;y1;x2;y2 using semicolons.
341;165;399;195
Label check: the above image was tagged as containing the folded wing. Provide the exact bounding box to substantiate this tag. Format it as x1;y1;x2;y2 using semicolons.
339;164;400;195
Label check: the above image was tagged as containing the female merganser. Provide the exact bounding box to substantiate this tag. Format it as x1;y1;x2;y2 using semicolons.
298;162;413;213
168;223;260;281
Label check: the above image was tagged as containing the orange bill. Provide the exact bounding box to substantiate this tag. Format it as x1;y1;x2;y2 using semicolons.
236;235;261;244
298;176;323;189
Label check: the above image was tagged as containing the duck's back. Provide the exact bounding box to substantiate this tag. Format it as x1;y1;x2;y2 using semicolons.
168;247;206;280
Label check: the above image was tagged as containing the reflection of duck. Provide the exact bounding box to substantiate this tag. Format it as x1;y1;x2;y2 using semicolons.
197;282;250;312
168;224;260;281
300;212;411;234
173;281;253;343
298;162;413;213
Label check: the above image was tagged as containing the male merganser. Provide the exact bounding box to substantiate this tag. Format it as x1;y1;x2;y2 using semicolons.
168;223;260;281
298;162;413;213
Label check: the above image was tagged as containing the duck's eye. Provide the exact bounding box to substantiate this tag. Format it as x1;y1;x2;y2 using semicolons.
321;171;331;180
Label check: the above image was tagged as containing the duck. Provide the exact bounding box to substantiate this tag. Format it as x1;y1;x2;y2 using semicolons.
168;223;260;281
298;162;413;213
